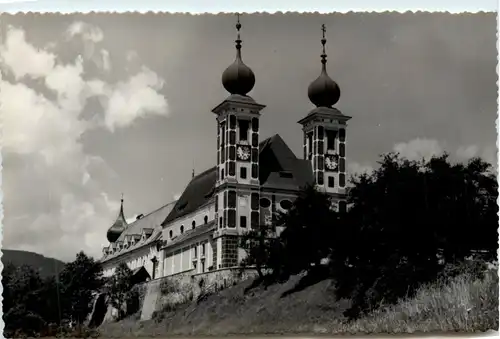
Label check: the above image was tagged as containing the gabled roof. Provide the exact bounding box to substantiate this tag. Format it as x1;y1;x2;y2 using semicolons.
161;134;313;226
258;134;314;190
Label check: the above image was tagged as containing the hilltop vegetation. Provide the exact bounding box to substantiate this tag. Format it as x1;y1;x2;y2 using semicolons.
4;152;499;337
101;152;498;336
99;260;498;336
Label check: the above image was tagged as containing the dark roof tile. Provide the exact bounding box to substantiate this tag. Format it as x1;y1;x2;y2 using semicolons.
161;134;313;226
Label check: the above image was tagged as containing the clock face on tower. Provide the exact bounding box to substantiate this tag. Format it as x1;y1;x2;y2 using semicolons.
325;155;338;171
237;145;251;161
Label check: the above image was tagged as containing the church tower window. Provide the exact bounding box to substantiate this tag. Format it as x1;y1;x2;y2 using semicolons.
240;215;247;228
326;130;336;151
192;220;196;229
328;176;335;188
239;119;250;141
180;225;184;234
280;199;292;210
240;167;247;179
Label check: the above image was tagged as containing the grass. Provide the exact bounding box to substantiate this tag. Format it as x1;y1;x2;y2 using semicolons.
98;263;498;337
344;267;499;333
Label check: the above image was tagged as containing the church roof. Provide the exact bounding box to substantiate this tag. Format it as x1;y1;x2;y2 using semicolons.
116;200;176;243
100;201;176;262
162;134;313;226
258;134;314;190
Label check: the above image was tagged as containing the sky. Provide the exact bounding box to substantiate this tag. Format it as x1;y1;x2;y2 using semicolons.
0;12;497;262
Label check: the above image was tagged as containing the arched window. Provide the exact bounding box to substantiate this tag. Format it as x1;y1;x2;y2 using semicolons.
280;199;292;210
180;225;184;234
169;230;173;238
204;215;208;224
192;220;196;229
260;198;271;208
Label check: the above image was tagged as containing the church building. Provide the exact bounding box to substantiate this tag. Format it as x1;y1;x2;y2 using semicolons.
100;18;351;282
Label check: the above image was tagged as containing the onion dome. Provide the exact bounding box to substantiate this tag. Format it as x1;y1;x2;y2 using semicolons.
221;13;255;96
308;24;341;108
106;195;128;243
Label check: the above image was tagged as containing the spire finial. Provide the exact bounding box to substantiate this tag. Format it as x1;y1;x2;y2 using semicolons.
320;24;327;66
121;192;124;203
235;13;242;51
192;159;195;178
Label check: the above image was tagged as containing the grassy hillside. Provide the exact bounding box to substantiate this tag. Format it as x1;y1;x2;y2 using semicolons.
99;265;498;337
2;249;65;279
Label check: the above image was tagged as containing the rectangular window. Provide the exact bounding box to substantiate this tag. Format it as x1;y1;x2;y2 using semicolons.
201;243;206;256
240;167;247;179
201;261;206;273
326;130;336;150
193;261;197;271
239;120;250;141
328;176;335;188
193;245;198;258
240;215;247;228
307;132;313;159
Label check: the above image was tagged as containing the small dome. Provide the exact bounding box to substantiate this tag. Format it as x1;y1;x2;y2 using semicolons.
308;64;340;108
222;57;255;96
307;24;341;108
221;14;255;96
107;198;128;243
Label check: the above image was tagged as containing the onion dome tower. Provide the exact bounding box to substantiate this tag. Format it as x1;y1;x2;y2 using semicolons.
221;14;256;96
298;24;351;206
307;24;341;108
212;14;266;269
106;194;128;243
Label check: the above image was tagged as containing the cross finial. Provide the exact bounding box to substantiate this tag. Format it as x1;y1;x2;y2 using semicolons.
320;24;327;65
234;13;242;50
236;13;241;31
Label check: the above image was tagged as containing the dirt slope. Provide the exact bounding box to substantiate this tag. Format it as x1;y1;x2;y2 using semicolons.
99;274;350;337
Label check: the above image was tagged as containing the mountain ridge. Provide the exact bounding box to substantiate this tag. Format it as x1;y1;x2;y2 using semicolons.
2;249;66;279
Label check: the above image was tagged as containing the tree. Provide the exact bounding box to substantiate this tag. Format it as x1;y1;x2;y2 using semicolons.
58;251;104;326
239;214;279;280
329;153;498;319
2;264;49;336
275;185;339;279
107;262;134;320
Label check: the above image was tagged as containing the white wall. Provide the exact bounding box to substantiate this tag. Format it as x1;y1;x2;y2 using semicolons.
162;234;214;276
162;203;214;243
101;242;161;279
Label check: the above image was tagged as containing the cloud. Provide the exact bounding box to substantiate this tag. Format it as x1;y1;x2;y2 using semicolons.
347;161;374;176
0;27;55;79
66;21;104;43
393;138;444;161
346;139;497;183
1;23;169;261
394;138;496;167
